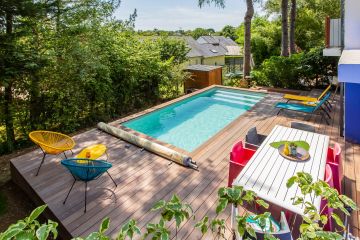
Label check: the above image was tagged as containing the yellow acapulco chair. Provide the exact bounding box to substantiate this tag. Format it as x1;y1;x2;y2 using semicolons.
29;131;76;176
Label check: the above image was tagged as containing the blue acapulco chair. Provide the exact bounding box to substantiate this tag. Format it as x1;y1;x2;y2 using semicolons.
275;92;331;125
61;158;117;213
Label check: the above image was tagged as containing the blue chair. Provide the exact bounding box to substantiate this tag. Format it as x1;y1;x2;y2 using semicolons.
245;212;293;240
275;92;331;125
61;158;117;213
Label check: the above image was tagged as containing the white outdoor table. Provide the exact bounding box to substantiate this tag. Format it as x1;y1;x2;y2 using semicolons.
233;125;330;216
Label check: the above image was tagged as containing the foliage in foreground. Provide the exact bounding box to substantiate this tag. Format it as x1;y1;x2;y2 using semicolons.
0;171;356;240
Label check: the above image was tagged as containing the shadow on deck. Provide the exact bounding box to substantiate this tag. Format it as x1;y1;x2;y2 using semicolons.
9;88;360;239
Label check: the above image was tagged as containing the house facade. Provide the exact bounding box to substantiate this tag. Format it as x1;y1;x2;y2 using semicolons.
184;36;243;73
326;0;360;143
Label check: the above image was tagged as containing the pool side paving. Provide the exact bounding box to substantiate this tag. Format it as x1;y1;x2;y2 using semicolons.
9;88;360;239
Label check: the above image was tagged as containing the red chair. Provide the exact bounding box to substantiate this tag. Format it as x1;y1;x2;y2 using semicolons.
321;164;334;231
228;141;256;187
326;143;342;194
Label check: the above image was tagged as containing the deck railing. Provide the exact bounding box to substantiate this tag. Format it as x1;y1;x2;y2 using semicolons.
325;16;341;48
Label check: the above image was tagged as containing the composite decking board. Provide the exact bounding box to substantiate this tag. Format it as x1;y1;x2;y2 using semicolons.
51;144;160;218
66;153;169;232
9;91;360;238
93;93;286;236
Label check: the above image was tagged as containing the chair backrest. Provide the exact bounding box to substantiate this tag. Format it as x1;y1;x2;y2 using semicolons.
314;92;331;111
29;131;75;151
317;85;332;100
324;164;334;188
230;141;244;162
321;164;334;231
251;212;293;240
246;127;260;146
290;122;316;133
333;143;341;164
61;158;112;182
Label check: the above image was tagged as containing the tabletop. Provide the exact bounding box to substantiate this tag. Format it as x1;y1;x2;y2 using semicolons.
233;125;330;216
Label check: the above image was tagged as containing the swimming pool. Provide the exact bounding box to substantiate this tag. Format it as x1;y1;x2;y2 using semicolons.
122;88;265;152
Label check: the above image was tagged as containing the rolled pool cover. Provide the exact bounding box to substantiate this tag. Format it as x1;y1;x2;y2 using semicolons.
97;122;198;170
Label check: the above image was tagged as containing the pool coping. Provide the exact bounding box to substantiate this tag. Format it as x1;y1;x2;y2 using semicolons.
108;85;269;156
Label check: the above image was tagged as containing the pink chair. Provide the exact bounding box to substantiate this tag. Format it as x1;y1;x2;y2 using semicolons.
228;141;256;187
326;143;342;194
321;164;334;231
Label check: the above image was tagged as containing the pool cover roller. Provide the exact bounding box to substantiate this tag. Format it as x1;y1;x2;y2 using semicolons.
97;122;198;170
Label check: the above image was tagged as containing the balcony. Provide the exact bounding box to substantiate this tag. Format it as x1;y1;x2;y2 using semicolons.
323;17;342;56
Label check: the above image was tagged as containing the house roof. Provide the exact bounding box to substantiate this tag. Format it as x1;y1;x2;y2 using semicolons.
183;36;242;59
197;36;242;56
185;64;222;71
183;36;225;58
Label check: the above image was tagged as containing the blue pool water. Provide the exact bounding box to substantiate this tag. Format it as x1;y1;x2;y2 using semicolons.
122;88;265;152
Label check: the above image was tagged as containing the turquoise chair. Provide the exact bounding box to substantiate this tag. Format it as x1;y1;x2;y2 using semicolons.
275;93;331;125
61;158;117;213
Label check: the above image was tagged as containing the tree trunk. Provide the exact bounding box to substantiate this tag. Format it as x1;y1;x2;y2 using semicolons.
243;0;254;78
289;0;297;54
4;12;15;152
29;75;41;129
281;0;289;57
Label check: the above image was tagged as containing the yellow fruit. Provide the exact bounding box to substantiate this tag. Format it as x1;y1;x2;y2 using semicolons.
283;142;290;156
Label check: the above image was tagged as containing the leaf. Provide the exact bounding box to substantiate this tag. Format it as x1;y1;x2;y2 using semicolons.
331;213;345;228
28;205;47;223
339;195;357;210
286;176;297;188
160;232;169;240
36;225;49;240
151;200;166;211
216;198;228;214
255;199;269;209
99;217;110;233
0;228;23;240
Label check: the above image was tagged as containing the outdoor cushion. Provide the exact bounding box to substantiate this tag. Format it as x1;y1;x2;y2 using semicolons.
275;103;315;113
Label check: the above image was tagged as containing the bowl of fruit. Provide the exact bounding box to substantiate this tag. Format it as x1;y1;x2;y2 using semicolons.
271;141;310;162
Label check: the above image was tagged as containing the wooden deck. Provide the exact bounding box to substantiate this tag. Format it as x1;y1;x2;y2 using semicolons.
10;88;360;239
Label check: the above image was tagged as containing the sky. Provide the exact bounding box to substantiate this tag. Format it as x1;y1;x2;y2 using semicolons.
113;0;251;31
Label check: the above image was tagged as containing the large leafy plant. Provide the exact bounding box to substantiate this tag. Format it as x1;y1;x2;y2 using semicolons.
287;172;357;240
0;205;57;240
146;194;193;239
195;186;273;240
0;172;356;240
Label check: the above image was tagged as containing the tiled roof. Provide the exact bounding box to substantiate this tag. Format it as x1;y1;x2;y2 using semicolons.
183;36;242;58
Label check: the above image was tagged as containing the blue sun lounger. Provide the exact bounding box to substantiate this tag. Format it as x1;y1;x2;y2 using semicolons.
275;92;331;125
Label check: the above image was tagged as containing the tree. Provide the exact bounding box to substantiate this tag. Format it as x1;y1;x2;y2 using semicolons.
289;0;297;54
199;0;254;78
264;0;341;51
191;27;213;39
220;25;237;40
280;0;289;56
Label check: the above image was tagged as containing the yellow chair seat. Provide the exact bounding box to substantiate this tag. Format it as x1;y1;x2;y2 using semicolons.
76;144;107;160
29;131;75;155
283;94;318;102
283;85;332;104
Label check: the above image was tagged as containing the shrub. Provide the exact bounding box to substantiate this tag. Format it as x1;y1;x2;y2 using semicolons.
252;53;304;89
252;47;339;90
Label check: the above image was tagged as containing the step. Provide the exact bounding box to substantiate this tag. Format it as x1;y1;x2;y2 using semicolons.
215;90;264;100
213;93;259;104
211;97;254;108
